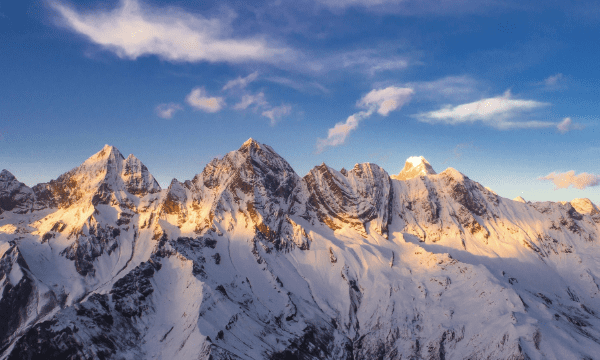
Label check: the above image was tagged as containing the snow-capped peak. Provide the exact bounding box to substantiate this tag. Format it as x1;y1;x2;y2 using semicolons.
570;197;599;215
391;156;437;180
5;141;600;360
30;145;160;210
87;144;125;163
406;156;428;167
513;196;526;203
240;137;260;150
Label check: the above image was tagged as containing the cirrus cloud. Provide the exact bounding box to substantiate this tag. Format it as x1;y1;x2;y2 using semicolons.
414;90;562;129
234;92;268;110
223;72;259;91
52;0;290;64
262;105;292;126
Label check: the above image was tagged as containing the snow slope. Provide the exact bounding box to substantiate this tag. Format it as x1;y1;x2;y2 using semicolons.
1;139;600;359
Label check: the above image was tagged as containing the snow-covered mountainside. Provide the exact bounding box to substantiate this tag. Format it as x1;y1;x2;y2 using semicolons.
2;139;600;359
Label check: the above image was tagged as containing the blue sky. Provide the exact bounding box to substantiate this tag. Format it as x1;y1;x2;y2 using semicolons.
1;0;599;204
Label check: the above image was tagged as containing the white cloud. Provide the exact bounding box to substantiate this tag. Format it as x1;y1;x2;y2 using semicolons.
322;48;410;75
557;117;585;134
155;103;183;119
264;77;329;93
544;73;564;87
539;171;600;190
223;72;259;91
358;86;414;115
262;105;292;125
317;86;413;152
52;0;289;64
186;88;225;113
408;75;478;101
317;110;374;153
314;0;492;14
234;92;268;110
415;90;552;129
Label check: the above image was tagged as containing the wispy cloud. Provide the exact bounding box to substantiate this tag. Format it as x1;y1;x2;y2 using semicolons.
52;0;290;64
262;105;292;125
535;73;567;91
407;75;479;101
544;73;564;87
264;76;329;93
358;87;413;115
223;72;259;91
155;103;183;119
317;110;374;152
539;171;600;190
314;0;496;14
557;117;585;134
186;88;225;113
234;92;268;110
317;86;413;152
322;48;410;75
415;90;555;129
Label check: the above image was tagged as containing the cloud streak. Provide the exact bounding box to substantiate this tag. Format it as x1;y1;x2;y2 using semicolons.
358;87;413;115
155;103;183;119
317;86;413;152
317;110;374;152
234;92;268;110
544;73;564;87
407;75;479;101
52;0;289;64
557;117;584;134
539;171;600;190
412;90;580;130
314;0;498;15
223;72;259;91
262;105;292;125
415;90;549;128
186;88;225;113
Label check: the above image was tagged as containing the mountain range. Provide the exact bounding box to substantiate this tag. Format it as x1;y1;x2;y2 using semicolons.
1;139;600;359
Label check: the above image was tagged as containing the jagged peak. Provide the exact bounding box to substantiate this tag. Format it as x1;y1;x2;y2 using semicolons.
350;162;386;177
87;144;125;164
392;156;437;181
240;137;260;150
233;138;286;167
0;169;16;181
439;167;465;181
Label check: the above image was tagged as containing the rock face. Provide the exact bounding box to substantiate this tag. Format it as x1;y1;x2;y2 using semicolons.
2;139;600;360
0;170;35;214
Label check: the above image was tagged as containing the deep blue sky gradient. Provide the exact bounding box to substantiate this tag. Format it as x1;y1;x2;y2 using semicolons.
1;0;599;204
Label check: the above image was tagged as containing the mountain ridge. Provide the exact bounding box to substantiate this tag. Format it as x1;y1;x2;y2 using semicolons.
1;139;600;359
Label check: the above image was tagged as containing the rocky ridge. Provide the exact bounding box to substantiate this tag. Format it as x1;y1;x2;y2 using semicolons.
1;139;600;359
